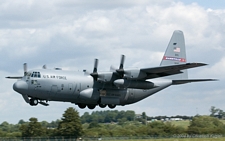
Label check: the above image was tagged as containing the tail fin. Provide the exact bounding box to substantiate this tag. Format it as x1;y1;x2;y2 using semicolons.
160;30;188;79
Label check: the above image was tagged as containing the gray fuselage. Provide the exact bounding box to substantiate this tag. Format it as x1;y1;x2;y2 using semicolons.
13;69;172;108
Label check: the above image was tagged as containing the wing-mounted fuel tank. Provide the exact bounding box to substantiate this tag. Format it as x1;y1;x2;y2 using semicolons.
114;79;156;89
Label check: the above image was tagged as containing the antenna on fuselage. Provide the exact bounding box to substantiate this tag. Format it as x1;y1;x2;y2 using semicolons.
42;65;47;69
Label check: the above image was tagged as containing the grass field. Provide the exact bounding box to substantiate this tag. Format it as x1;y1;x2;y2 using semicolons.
108;138;225;141
220;120;225;124
170;120;190;129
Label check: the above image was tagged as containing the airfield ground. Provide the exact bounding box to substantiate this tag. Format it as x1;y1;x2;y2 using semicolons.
109;139;225;141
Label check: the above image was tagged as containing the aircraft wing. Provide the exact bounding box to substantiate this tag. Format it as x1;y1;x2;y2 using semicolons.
5;76;22;79
172;79;217;85
140;63;207;79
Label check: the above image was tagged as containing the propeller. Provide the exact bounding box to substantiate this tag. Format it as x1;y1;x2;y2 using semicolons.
110;65;117;72
23;63;27;76
116;55;125;78
90;59;99;81
6;63;28;79
119;54;125;70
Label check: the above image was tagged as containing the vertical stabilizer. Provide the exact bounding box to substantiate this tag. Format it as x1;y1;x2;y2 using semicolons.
160;30;188;79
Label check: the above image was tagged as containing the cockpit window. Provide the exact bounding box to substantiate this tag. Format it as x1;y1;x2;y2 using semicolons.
38;72;41;78
31;72;41;78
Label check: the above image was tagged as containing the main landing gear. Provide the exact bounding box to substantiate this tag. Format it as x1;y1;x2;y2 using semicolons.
77;103;116;109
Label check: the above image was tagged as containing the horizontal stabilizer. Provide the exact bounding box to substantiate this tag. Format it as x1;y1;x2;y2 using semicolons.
172;79;218;85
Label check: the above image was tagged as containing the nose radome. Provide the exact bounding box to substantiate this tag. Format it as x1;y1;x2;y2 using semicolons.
13;81;28;94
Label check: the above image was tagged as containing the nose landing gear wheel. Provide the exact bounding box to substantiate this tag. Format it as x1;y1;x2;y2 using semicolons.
30;99;38;106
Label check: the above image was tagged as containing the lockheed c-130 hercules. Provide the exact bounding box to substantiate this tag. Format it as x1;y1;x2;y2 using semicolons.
6;30;216;109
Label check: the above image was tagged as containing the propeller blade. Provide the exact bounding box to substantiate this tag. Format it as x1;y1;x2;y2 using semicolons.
6;63;27;79
119;55;125;70
91;59;99;81
116;55;126;78
93;59;98;73
23;63;27;75
110;65;116;72
6;76;23;79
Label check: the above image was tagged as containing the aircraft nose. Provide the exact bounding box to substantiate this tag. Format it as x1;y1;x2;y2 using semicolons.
13;81;28;94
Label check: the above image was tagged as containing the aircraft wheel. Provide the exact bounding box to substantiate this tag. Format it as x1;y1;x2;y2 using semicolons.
108;104;116;109
87;104;96;109
78;103;86;109
99;104;107;108
30;99;38;106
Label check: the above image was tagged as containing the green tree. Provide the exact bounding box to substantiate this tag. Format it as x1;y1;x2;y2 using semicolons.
88;122;101;129
18;119;26;124
0;121;10;132
19;117;46;137
210;106;219;117
125;110;135;121
187;115;225;134
142;112;146;119
57;107;83;138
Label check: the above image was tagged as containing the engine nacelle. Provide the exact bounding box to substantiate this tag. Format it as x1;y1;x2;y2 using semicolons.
114;79;156;89
79;88;99;101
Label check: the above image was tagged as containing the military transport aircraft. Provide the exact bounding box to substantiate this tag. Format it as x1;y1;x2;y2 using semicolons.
6;30;215;109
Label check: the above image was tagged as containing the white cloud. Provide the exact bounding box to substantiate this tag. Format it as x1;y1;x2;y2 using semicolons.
0;0;225;123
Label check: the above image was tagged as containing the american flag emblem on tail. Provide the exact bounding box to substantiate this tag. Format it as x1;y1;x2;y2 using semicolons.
174;47;180;52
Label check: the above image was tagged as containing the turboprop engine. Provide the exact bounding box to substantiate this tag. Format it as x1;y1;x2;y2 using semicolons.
79;88;100;102
114;79;156;89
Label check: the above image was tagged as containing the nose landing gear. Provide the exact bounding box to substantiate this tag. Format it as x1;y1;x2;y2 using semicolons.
30;98;38;106
29;98;49;106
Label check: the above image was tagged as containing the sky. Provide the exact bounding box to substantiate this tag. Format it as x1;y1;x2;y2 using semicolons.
0;0;225;124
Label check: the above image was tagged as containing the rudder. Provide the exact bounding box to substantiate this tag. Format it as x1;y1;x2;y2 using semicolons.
160;30;188;79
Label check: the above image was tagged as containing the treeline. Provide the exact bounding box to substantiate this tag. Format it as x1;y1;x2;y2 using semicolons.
81;110;135;123
0;106;225;138
80;110;192;124
0;108;81;138
83;116;225;137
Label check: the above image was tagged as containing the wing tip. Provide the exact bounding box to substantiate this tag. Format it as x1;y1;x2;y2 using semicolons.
172;79;218;85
